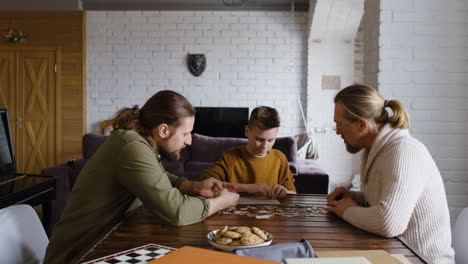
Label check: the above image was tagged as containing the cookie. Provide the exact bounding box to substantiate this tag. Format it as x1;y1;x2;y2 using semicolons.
230;240;242;246
211;225;271;247
222;230;242;239
232;226;252;236
213;225;228;241
251;227;268;240
216;237;233;245
240;234;265;246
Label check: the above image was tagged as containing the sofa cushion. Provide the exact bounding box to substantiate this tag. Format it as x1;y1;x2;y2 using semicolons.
272;137;297;163
161;159;184;176
83;134;107;159
189;133;297;163
296;160;328;175
190;134;247;162
184;161;212;178
294;159;329;194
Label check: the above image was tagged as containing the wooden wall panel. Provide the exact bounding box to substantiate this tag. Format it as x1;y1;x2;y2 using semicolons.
0;11;86;164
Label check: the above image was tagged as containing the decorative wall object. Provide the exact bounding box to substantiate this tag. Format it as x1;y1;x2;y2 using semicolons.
321;75;341;90
4;28;27;43
187;54;206;77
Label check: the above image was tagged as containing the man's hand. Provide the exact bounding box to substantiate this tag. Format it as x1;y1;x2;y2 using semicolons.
326;186;351;203
326;196;359;218
217;188;240;207
193;178;236;198
207;188;240;216
271;184;288;199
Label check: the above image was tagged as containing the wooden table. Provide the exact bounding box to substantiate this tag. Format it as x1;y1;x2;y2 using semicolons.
78;194;428;263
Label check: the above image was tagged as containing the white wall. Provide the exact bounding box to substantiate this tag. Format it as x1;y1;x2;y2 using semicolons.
86;7;365;187
87;10;308;137
307;41;361;186
378;0;468;223
306;0;364;186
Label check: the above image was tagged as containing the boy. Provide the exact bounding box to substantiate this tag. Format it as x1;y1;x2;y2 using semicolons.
200;106;296;199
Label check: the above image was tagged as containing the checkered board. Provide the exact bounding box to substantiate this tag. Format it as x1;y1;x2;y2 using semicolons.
83;244;175;264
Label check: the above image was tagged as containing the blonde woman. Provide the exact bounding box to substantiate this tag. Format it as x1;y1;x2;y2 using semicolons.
327;84;454;264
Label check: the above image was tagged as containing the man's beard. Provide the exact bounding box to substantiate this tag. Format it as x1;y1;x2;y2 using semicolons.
160;148;181;161
346;143;362;154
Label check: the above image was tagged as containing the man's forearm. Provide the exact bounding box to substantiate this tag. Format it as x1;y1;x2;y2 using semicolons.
178;180;196;195
207;197;224;216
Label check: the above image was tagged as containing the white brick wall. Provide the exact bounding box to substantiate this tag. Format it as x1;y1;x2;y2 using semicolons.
87;11;308;137
86;5;468;223
378;0;468;223
306;0;364;187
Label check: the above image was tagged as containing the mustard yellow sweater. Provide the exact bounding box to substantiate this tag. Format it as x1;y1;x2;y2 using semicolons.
200;146;296;192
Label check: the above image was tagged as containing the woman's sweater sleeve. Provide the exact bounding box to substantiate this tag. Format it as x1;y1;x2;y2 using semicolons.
349;191;366;206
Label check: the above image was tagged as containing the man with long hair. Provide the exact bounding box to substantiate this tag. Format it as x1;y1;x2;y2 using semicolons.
44;90;239;263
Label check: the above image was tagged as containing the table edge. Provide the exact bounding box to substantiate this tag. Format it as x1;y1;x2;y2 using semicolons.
71;207;137;264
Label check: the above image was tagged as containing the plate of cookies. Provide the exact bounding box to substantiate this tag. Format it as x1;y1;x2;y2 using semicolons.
207;225;273;252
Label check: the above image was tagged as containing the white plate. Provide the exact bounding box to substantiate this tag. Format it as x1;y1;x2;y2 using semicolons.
207;229;273;252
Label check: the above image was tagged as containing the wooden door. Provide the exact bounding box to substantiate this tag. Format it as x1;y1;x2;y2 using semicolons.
0;48;60;176
17;50;58;174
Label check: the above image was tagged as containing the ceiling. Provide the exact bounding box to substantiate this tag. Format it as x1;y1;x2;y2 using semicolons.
81;0;310;12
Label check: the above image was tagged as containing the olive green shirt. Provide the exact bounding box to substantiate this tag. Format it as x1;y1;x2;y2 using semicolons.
44;130;210;264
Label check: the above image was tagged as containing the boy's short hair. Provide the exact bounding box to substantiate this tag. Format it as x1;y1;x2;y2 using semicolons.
248;106;280;130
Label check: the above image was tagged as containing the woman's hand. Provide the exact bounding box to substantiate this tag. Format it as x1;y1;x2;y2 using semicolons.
326;186;351;203
326;196;359;218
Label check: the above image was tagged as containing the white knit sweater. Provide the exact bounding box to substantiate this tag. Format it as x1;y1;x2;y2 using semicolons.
343;124;455;264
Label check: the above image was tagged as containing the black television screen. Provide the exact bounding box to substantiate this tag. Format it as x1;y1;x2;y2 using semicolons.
0;109;16;195
0;109;15;177
193;107;249;138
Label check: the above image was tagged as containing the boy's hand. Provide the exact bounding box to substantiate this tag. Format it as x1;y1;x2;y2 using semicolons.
248;184;274;198
221;182;237;192
271;184;288;199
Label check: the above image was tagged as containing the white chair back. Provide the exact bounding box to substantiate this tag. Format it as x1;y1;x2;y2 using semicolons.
0;204;49;264
453;207;468;264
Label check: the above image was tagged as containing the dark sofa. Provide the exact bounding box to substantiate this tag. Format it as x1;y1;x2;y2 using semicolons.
41;133;328;235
